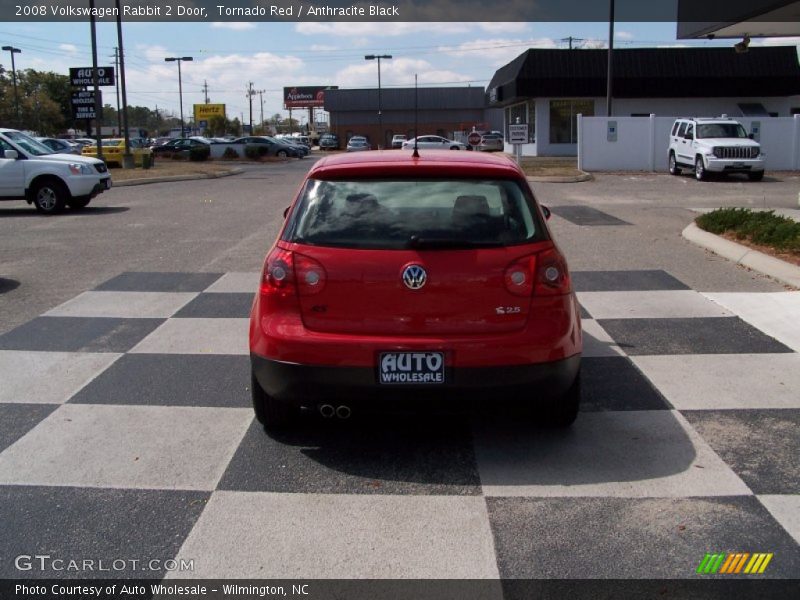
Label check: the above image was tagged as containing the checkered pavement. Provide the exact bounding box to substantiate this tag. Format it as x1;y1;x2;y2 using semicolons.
0;270;798;582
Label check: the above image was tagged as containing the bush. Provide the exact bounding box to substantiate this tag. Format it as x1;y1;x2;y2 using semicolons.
189;146;210;162
222;146;239;159
696;208;800;253
244;144;269;160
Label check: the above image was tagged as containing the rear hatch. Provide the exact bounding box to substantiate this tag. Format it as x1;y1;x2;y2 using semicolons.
282;176;551;336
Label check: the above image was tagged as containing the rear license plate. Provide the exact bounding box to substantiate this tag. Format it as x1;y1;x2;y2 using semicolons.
378;352;445;385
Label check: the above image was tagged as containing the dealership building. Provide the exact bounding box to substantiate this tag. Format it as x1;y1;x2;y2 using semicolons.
487;46;800;156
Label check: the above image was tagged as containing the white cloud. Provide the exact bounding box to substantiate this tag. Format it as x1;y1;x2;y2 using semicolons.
477;22;530;34
296;22;472;37
310;44;339;52
439;38;557;67
750;36;800;46
334;57;472;88
210;22;256;31
58;43;78;54
615;31;634;41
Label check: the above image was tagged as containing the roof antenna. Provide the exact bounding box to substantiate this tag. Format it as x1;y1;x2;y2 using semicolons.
412;73;419;158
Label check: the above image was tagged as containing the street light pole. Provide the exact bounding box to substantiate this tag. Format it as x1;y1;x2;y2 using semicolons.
2;46;21;128
365;54;392;149
165;56;193;137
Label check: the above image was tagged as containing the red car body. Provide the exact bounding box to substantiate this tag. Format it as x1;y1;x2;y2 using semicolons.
249;151;582;428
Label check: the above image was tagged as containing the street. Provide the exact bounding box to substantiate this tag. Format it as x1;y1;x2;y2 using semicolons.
0;158;798;589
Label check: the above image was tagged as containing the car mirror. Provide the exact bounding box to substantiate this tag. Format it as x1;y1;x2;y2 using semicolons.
748;133;755;139
283;206;291;219
4;149;19;159
542;205;552;220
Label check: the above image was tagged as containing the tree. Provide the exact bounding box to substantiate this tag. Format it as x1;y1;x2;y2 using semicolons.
206;114;227;136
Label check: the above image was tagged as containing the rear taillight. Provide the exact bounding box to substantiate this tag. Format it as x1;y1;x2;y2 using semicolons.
504;255;535;297
260;247;326;303
534;247;571;296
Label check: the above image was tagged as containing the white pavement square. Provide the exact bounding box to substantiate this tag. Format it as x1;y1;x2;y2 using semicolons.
758;495;800;545
577;290;733;319
703;292;800;352
0;404;253;490
0;350;120;405
632;354;800;410
581;319;624;357
169;492;501;579
44;291;197;319
474;411;752;498
129;318;250;355
203;272;261;293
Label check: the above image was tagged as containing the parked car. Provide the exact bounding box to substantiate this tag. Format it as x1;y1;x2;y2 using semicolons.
233;136;303;158
402;135;466;150
319;133;340;151
346;136;371;152
150;137;209;157
36;137;82;155
81;138;153;167
249;150;582;431
0;128;111;213
668;117;765;181
281;138;311;156
391;134;407;149
477;133;504;152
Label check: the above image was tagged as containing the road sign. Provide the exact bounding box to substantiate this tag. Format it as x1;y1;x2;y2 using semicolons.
70;67;115;87
508;124;528;144
71;90;102;120
467;131;482;146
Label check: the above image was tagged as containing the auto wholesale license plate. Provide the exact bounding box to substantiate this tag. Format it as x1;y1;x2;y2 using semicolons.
378;352;445;385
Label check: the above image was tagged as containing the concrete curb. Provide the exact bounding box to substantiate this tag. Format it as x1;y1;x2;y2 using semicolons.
682;222;800;288
527;172;593;183
113;167;245;187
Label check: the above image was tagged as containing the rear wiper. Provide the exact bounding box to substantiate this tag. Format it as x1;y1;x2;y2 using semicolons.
406;236;504;249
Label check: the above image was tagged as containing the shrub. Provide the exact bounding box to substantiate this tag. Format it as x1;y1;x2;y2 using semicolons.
222;146;239;159
189;146;210;162
696;208;800;253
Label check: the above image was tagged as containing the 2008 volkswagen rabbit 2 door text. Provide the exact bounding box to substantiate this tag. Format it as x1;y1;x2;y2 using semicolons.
249;150;582;431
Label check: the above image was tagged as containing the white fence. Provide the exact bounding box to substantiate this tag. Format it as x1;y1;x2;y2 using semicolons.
577;115;800;172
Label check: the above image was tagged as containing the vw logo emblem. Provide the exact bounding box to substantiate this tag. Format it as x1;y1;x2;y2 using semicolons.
402;264;427;290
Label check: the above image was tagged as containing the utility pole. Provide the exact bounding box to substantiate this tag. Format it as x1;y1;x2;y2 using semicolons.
1;46;21;128
112;47;121;135
246;82;255;133
561;36;584;49
258;90;264;132
115;0;133;167
607;0;615;117
89;0;103;158
203;80;209;103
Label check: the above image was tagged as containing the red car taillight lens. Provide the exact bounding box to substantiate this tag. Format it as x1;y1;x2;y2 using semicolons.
261;247;295;297
294;253;326;296
505;255;535;297
534;247;572;296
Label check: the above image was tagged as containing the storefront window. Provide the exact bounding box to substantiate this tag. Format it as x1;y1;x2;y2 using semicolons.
549;99;594;144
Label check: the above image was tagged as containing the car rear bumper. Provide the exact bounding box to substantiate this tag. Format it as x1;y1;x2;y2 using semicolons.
251;352;581;407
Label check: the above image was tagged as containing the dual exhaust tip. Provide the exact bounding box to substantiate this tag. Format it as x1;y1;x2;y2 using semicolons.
319;404;351;420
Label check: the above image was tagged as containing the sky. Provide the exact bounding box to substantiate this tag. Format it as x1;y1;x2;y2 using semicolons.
1;19;797;124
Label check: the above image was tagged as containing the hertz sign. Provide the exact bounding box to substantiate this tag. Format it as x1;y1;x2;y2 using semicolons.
283;86;337;108
193;103;226;122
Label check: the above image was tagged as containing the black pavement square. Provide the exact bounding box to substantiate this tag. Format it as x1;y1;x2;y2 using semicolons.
218;416;481;495
598;317;794;356
173;293;254;318
579;303;591;319
682;409;800;495
0;485;209;578
0;317;164;353
572;270;690;292
487;496;800;579
94;271;223;292
580;356;670;411
550;205;631;226
0;404;58;454
68;354;251;408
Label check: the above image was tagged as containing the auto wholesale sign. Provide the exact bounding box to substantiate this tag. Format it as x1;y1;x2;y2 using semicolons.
283;86;337;108
70;67;115;87
193;103;226;122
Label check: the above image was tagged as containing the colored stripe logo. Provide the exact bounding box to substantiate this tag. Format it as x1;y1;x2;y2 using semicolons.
696;552;773;574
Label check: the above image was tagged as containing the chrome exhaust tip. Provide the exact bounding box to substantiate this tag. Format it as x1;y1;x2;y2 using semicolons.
336;405;352;420
319;404;336;418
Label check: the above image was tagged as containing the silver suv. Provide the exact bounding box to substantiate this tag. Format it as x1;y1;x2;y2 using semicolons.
668;117;765;181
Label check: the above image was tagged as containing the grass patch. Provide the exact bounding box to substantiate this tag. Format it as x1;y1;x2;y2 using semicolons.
696;208;800;255
517;157;583;178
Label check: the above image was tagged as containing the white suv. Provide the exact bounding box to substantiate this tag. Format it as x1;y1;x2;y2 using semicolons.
0;128;112;214
668;117;765;181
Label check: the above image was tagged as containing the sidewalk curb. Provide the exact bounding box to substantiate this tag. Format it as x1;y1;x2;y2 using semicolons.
527;172;593;183
113;167;245;187
682;222;800;288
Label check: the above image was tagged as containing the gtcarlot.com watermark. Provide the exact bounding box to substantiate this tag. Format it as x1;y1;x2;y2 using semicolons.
15;554;194;573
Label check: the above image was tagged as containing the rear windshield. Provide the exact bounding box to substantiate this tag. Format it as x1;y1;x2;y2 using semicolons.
284;179;545;250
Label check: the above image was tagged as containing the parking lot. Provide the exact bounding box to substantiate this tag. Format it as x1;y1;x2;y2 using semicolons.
0;160;798;592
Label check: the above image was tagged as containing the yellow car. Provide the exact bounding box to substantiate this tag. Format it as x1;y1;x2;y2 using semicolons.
81;138;153;167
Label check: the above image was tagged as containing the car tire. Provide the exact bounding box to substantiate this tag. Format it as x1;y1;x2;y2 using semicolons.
748;171;765;182
668;152;681;175
251;371;294;431
450;146;461;150
276;150;288;158
67;196;91;210
31;178;68;214
543;373;581;428
694;156;707;181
